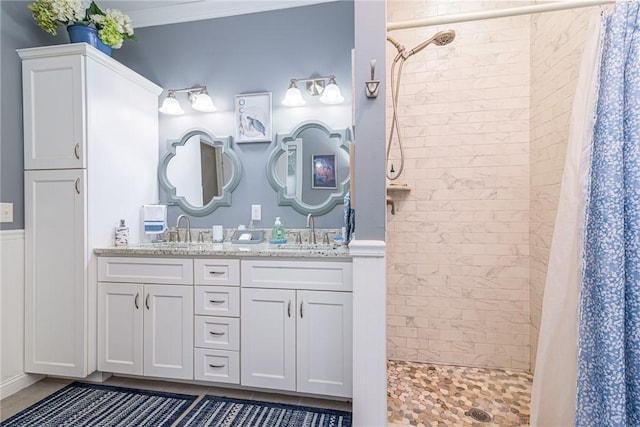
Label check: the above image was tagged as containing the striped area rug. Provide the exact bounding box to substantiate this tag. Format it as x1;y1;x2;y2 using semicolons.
176;395;352;427
1;382;196;427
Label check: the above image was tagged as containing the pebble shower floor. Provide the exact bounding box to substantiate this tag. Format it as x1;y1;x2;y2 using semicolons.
387;360;532;426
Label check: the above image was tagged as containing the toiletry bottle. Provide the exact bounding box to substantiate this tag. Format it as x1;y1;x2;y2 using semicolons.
115;219;129;246
273;217;285;240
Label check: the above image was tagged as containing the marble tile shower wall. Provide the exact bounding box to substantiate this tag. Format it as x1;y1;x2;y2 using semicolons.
529;8;591;369
386;1;532;370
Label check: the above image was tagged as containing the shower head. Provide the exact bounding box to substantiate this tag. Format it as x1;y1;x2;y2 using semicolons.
432;29;456;46
407;29;456;57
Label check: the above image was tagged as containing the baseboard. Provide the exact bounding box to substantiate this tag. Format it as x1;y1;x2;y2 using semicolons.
0;373;45;399
82;371;112;383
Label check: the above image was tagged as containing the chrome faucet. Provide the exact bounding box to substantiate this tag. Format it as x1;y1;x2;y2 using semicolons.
176;214;192;243
306;213;316;244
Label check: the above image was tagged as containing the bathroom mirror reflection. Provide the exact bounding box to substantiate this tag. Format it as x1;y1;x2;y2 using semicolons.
267;121;351;215
159;129;242;216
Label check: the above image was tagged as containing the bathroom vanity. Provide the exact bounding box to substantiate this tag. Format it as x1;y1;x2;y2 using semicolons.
95;243;353;399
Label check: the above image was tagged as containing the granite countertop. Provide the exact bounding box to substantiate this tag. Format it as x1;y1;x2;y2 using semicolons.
94;241;351;258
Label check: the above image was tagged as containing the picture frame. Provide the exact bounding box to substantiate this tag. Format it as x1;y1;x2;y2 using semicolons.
312;153;337;189
235;92;272;143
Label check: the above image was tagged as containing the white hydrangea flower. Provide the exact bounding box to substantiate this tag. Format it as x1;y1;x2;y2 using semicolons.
89;14;104;24
106;8;134;36
51;0;84;22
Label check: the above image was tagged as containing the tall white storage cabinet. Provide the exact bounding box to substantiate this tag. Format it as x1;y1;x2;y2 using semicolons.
19;44;162;377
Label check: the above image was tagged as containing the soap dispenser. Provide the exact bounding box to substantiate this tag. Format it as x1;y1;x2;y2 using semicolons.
271;217;286;243
114;219;129;247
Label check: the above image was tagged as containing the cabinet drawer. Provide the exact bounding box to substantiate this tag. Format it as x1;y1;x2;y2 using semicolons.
98;257;193;285
241;260;352;291
195;286;240;317
194;348;239;384
194;259;240;286
195;316;239;351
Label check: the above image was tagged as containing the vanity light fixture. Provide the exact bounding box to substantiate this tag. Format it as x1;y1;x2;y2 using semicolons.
282;75;344;106
159;86;216;115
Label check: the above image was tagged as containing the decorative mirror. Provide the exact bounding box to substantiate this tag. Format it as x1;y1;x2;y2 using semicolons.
159;129;242;216
267;121;351;215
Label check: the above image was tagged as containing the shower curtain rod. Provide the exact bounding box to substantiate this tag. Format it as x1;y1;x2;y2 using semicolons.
387;0;616;31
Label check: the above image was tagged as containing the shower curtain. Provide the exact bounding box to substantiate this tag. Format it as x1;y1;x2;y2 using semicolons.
531;2;640;426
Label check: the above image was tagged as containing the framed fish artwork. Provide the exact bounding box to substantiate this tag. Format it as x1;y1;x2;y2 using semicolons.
235;92;272;143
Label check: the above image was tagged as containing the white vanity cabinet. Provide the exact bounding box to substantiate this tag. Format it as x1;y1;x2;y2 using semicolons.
193;259;241;384
241;259;353;398
97;257;194;380
19;44;162;377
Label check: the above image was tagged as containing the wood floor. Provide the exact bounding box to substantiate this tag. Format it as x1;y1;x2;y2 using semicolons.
0;375;352;424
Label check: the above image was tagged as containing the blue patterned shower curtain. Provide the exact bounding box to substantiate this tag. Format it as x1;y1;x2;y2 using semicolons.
576;2;640;425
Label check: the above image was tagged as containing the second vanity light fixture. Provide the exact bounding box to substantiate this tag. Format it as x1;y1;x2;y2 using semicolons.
159;86;216;115
282;75;344;106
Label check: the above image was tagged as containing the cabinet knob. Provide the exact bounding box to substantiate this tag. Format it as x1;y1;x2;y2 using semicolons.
74;143;80;160
209;364;226;369
134;293;139;309
208;271;224;276
209;331;226;336
208;299;225;304
300;301;304;319
145;294;150;310
287;300;292;318
75;178;80;194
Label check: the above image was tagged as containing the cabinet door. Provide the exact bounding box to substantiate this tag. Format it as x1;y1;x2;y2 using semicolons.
98;282;143;375
22;55;85;170
241;288;296;391
24;169;87;377
297;291;353;398
143;285;193;379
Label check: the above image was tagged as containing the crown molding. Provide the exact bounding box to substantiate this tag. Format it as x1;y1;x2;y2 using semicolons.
127;0;339;28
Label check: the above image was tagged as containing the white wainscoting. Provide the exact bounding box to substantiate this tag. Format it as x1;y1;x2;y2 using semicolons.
350;239;386;427
1;230;44;399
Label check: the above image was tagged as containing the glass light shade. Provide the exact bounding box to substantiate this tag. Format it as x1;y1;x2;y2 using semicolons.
319;82;344;105
282;86;306;107
159;95;184;115
191;92;216;112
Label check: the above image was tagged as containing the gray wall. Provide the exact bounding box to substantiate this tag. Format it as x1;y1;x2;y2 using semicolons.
116;2;355;230
0;1;66;230
353;0;386;240
0;0;385;239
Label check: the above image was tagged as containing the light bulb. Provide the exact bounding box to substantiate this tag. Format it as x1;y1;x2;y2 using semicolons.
159;94;184;115
282;85;306;107
191;92;216;112
319;77;344;105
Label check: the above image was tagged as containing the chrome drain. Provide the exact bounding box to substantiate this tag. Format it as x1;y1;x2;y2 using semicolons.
465;408;492;422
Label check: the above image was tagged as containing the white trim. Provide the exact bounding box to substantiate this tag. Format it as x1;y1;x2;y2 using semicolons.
0;374;44;400
348;239;386;257
350;239;386;426
0;229;25;240
128;0;340;28
387;0;614;31
1;230;28;399
17;44;162;96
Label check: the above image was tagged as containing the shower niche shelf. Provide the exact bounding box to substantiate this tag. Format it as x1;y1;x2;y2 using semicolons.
386;184;411;192
386;184;411;215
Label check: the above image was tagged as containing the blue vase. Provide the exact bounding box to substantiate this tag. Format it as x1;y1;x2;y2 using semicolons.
67;25;112;56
